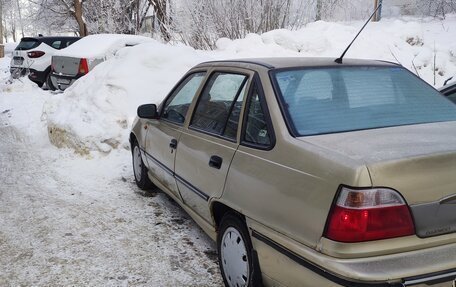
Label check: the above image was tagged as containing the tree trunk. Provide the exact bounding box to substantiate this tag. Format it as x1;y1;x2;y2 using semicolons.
148;0;171;42
16;0;24;38
73;0;88;36
315;0;322;21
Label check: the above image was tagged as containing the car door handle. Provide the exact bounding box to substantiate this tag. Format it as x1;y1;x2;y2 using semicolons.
169;139;178;149
209;155;223;169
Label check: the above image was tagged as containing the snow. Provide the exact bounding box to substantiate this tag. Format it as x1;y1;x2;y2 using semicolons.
54;34;155;59
3;42;18;56
1;14;456;285
41;15;456;154
44;42;208;153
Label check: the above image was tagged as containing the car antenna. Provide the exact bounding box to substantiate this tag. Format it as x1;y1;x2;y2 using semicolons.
335;3;383;64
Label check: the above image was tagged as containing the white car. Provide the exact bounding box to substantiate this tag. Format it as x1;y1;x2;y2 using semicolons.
50;34;154;91
10;36;80;89
439;77;456;103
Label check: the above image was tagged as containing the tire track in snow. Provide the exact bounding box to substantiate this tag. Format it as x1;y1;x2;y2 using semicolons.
0;124;222;286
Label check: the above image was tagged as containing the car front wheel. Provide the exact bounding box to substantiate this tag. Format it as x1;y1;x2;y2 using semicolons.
132;141;153;190
217;213;261;287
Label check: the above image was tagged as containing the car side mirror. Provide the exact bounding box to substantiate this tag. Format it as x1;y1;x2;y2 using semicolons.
137;104;158;119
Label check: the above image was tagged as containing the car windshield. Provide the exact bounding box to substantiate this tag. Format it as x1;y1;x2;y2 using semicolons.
273;66;456;136
15;39;40;51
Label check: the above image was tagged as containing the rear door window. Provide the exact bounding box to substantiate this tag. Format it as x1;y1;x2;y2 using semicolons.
446;89;456;104
190;72;248;139
51;40;62;49
15;39;40;50
243;82;272;147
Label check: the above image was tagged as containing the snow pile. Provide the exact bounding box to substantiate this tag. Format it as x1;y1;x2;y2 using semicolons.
3;42;18;56
44;42;208;154
214;16;456;84
55;34;155;58
0;63;50;147
44;15;456;154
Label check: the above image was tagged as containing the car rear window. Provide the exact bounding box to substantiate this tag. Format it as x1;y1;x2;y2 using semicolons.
15;39;41;50
273;66;456;136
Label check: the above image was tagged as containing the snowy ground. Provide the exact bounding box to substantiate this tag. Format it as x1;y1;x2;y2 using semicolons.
0;60;221;286
1;15;456;286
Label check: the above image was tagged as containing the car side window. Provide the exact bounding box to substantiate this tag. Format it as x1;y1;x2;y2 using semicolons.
243;83;272;147
51;40;62;49
162;72;206;124
447;90;456;104
190;72;248;138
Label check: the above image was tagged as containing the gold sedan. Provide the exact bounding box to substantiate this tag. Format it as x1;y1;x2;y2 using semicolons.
130;58;456;287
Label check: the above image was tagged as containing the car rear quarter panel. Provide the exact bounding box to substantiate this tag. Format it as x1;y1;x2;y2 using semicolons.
221;70;372;248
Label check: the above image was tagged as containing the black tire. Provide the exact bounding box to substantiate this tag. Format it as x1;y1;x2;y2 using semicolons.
35;81;44;88
217;213;262;287
46;72;56;91
131;140;154;190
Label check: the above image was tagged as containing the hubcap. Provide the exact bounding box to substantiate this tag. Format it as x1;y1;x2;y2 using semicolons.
133;145;142;182
221;227;249;287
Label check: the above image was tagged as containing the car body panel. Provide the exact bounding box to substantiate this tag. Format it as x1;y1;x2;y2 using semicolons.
174;66;254;222
143;120;182;200
175;129;238;221
300;121;456;238
248;217;456;286
50;57;104;90
131;58;456;286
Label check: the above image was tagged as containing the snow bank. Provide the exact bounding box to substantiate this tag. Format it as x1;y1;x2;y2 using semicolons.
44;42;209;154
44;15;456;154
0;59;50;147
3;42;18;56
213;16;456;85
54;34;155;59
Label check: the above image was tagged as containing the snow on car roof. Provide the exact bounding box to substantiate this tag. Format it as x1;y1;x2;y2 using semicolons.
54;34;155;59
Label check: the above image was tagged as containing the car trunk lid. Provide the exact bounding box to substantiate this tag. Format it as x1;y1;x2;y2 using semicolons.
52;56;82;76
300;121;456;238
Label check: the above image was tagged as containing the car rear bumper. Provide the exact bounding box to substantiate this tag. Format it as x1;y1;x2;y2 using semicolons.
247;219;456;287
50;72;82;91
10;67;28;78
28;69;47;83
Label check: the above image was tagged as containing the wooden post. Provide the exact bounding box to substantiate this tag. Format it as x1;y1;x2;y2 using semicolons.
373;0;379;21
0;0;4;58
0;0;3;45
373;0;383;22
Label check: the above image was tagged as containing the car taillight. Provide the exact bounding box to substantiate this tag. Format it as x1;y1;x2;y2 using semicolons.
79;58;89;75
28;51;45;58
324;186;415;243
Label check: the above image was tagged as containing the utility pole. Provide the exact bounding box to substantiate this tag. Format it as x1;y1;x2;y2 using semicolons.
373;0;383;22
0;0;3;44
0;0;4;58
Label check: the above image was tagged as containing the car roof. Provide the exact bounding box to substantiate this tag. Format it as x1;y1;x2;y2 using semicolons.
196;57;400;70
21;36;80;41
439;81;456;91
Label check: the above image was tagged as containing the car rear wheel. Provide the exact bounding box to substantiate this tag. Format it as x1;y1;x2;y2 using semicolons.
217;213;261;287
132;141;153;190
46;73;56;91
